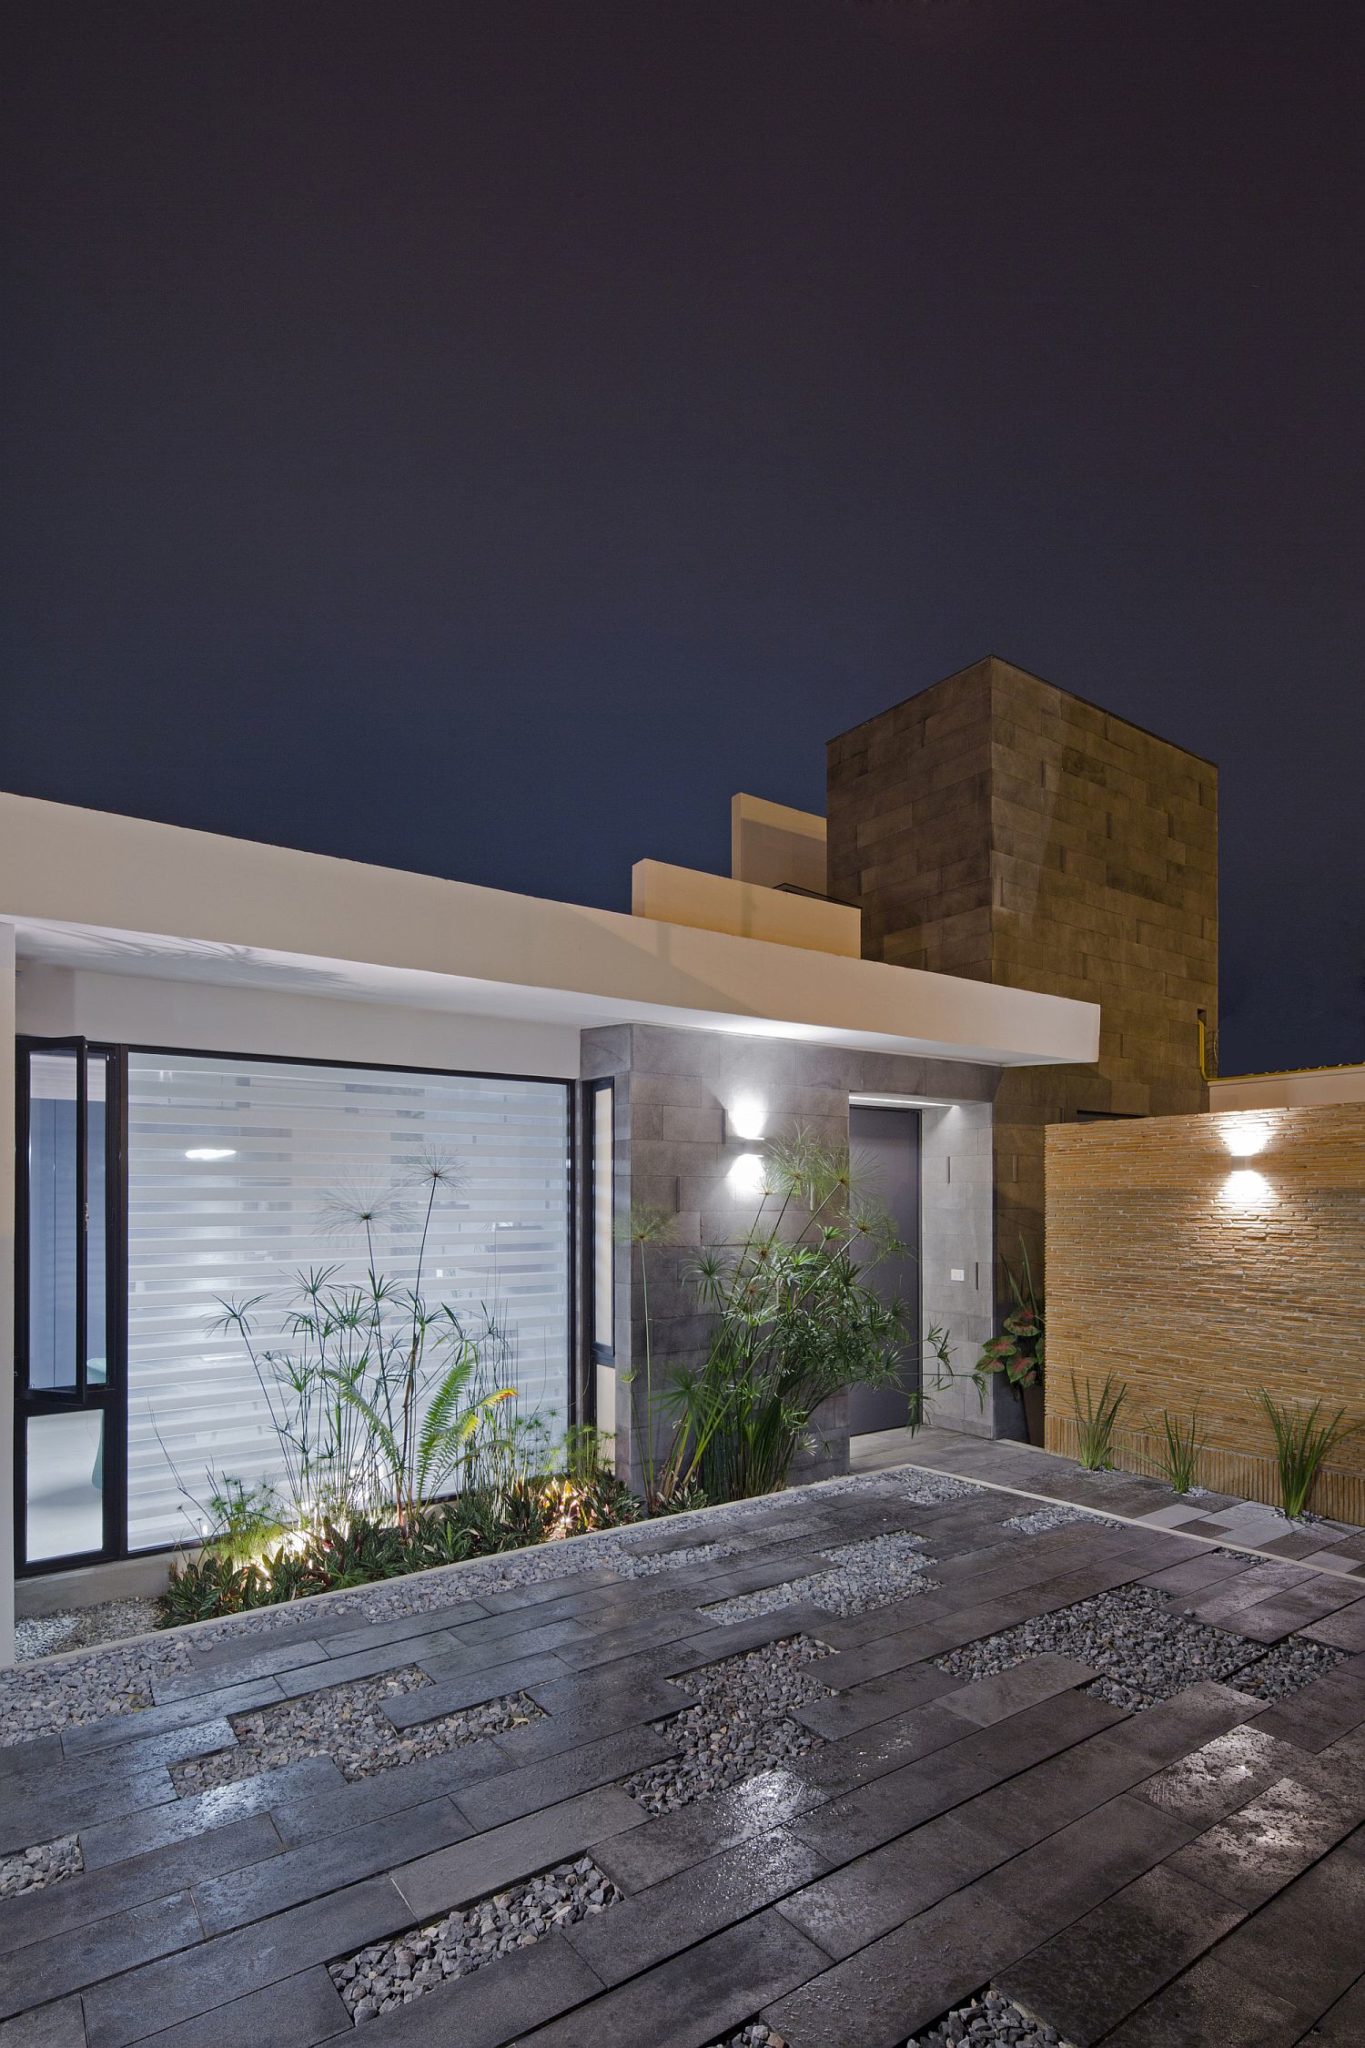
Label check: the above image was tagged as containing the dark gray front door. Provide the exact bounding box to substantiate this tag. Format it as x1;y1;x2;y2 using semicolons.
847;1104;921;1436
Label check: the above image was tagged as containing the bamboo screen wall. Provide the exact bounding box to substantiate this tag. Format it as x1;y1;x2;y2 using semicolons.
1046;1101;1365;1524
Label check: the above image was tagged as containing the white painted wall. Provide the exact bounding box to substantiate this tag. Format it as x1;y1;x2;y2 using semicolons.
730;793;829;895
631;860;860;956
0;926;16;1664
16;964;580;1077
1210;1066;1365;1111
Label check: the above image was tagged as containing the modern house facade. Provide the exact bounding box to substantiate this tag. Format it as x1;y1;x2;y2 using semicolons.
0;763;1098;1661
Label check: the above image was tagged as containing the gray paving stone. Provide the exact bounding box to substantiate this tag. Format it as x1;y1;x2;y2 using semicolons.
567;1823;829;1986
592;1765;829;1892
1300;1974;1365;2045
266;1743;506;1847
61;1681;288;1758
0;1890;204;2024
194;1795;473;1935
1304;1602;1365;1652
764;1876;1033;2047
776;1810;999;1961
380;1653;566;1728
1166;1771;1362;1907
936;1651;1097;1726
1250;1655;1365;1750
0;1765;177;1859
154;1642;332;1703
518;1907;828;2048
455;1723;678;1831
1131;1723;1314;1828
112;1968;348;2048
393;1785;647;1920
1192;1832;1365;2019
82;1876;413;2048
78;1756;345;1871
1097;1952;1305;2048
790;1661;958;1740
0;1999;87;2048
994;1862;1242;2044
270;1633;469;1698
312;1932;604;2045
0;1813;281;1952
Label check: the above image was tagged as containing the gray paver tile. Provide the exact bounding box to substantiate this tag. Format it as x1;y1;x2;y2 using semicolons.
1300;1973;1365;2044
776;1810;999;1960
78;1756;345;1871
1190;1833;1365;2017
314;1933;604;2046
567;1822;829;1985
0;1766;177;1859
454;1723;677;1831
1090;1952;1304;2047
114;1967;348;2048
0;1890;204;2024
0;1812;281;1953
82;1876;412;2048
592;1765;829;1892
994;1862;1242;2045
1166;1772;1361;1907
0;1998;87;2048
393;1785;647;1920
380;1653;568;1728
1131;1723;1314;1828
791;1661;957;1739
154;1642;332;1703
61;1681;288;1758
519;1907;828;2048
194;1795;472;1935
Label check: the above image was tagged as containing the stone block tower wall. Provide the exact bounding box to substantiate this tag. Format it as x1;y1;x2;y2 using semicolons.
827;656;1218;1279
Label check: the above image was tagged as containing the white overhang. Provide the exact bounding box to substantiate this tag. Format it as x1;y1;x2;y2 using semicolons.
0;793;1099;1068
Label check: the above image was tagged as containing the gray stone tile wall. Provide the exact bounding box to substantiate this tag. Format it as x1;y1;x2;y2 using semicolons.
579;1024;1003;1488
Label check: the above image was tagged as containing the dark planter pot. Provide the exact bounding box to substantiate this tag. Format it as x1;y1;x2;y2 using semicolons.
1020;1383;1046;1447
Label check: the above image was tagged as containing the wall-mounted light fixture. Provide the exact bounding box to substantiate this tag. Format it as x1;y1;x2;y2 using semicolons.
185;1148;237;1161
1220;1167;1274;1210
727;1151;768;1198
1221;1117;1270;1159
724;1094;768;1143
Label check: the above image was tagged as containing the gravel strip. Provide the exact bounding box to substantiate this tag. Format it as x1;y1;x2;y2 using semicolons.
906;1990;1071;2044
0;1632;194;1747
894;1471;985;1505
701;2028;788;2047
704;1532;935;1625
170;1669;541;1794
1222;1635;1348;1701
331;1856;620;2022
14;1599;164;1663
1001;1505;1118;1537
936;1585;1276;1711
0;1835;83;1901
625;1634;832;1816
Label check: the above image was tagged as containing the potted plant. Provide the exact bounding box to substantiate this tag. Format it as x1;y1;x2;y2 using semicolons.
977;1244;1045;1445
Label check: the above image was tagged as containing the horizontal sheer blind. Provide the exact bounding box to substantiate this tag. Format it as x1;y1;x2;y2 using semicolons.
125;1052;570;1551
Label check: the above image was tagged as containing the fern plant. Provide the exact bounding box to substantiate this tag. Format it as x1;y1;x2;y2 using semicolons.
1254;1392;1362;1520
1070;1372;1127;1470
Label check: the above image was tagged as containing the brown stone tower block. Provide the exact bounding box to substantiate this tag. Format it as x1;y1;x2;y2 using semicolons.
826;656;1218;1276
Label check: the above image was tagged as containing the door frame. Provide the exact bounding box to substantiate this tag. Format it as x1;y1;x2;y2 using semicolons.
14;1036;128;1573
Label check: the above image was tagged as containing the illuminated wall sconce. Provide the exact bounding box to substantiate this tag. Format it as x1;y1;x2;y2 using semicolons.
727;1151;768;1197
724;1094;768;1143
1221;1117;1270;1159
1220;1167;1274;1209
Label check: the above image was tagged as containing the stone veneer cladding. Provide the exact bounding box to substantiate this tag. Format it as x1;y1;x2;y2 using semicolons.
1046;1101;1365;1522
827;656;1218;1273
580;1022;1007;1486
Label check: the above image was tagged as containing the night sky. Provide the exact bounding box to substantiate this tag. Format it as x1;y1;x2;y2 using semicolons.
4;1;1362;1074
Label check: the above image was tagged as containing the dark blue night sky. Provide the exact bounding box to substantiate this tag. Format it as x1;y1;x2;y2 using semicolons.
4;1;1362;1073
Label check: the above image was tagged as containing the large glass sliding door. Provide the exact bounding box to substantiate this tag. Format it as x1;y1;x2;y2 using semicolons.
123;1054;571;1552
16;1042;123;1567
16;1043;572;1567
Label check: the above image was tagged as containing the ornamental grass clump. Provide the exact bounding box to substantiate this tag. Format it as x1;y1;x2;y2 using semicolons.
1254;1391;1362;1521
1153;1404;1207;1494
1070;1371;1127;1470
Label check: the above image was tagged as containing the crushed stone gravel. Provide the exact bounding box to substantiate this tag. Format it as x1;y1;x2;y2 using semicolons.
0;1835;82;1900
705;1532;935;1625
625;1634;833;1815
906;1989;1071;2044
1001;1505;1119;1537
170;1668;540;1793
936;1583;1306;1711
1221;1634;1347;1701
0;1632;194;1747
331;1856;620;2021
14;1599;164;1663
894;1471;985;1505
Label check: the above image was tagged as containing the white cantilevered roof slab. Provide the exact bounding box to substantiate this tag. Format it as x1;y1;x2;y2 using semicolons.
0;793;1098;1068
